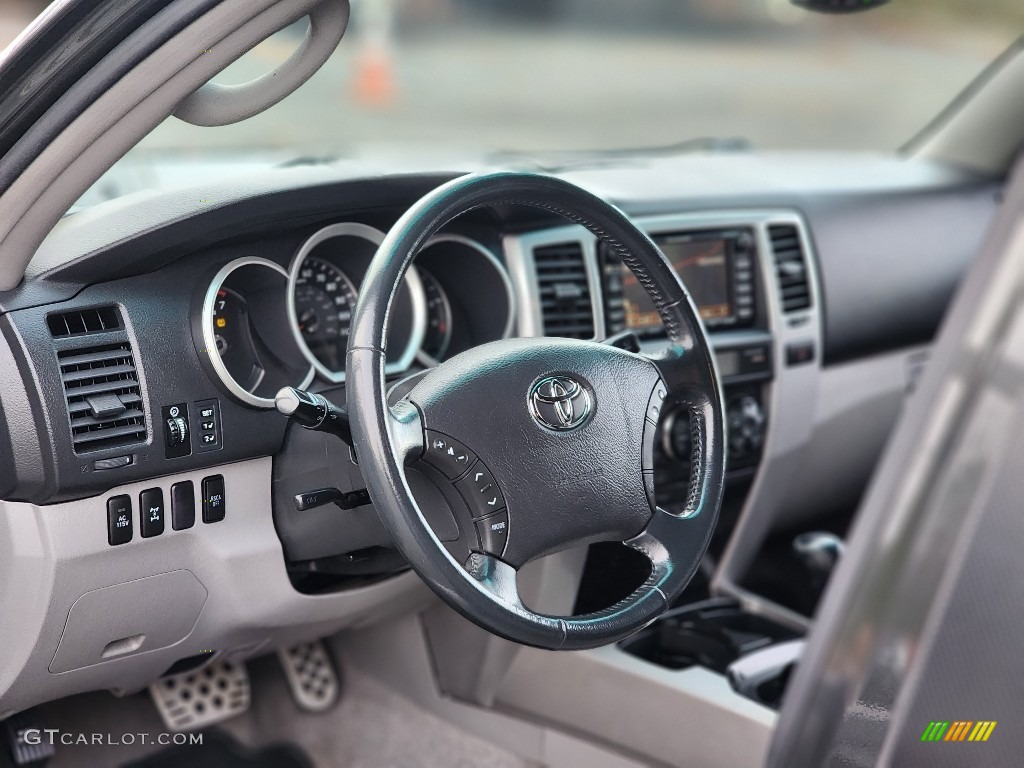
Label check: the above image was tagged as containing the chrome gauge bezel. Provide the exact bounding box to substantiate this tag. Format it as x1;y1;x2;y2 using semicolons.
415;234;516;368
287;222;427;383
202;257;315;409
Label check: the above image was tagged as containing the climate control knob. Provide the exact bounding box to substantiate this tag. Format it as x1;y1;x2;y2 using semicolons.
727;396;766;460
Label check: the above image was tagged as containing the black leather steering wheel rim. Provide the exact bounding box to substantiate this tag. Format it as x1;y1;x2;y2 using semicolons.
347;171;726;650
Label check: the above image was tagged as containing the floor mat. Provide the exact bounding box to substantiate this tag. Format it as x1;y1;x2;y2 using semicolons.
122;729;313;768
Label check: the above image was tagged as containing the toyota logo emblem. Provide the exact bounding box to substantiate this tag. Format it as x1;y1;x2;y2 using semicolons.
529;376;592;431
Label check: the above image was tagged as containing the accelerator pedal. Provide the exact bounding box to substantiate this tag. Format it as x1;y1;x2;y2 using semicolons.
277;640;340;712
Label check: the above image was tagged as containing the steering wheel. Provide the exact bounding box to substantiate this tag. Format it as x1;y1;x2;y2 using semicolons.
346;172;725;650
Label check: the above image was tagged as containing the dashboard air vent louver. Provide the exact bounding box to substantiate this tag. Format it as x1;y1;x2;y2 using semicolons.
768;225;811;313
533;241;595;339
58;342;147;454
47;306;121;337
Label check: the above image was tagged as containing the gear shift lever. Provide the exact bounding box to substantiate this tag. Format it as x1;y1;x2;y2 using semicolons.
792;531;845;576
792;531;845;611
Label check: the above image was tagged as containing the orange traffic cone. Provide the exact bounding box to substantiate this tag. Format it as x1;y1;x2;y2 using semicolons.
352;45;396;108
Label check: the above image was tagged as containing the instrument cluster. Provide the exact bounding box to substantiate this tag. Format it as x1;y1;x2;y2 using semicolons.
198;223;515;407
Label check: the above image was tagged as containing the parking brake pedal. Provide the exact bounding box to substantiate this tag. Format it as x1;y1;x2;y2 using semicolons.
4;711;55;766
278;640;340;712
149;659;250;731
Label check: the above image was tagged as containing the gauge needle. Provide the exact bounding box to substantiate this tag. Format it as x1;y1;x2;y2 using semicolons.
298;308;318;333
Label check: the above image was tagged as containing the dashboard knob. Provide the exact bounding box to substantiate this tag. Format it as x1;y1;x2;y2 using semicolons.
727;396;766;459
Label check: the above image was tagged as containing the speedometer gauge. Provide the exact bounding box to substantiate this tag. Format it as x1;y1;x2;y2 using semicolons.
288;222;427;383
293;256;358;372
418;268;453;362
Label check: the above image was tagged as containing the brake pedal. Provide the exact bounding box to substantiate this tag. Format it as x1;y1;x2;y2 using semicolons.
149;659;250;731
277;640;340;712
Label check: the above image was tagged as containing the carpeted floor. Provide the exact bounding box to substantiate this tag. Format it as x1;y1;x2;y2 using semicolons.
20;653;534;768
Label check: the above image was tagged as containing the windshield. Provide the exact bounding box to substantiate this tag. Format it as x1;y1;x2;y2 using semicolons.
3;1;1021;205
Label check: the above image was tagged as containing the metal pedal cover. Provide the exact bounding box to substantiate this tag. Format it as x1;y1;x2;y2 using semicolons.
277;640;340;712
149;659;250;731
3;711;55;765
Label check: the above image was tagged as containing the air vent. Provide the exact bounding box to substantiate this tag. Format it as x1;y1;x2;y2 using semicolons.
58;342;147;454
533;241;595;339
48;306;121;337
768;225;812;313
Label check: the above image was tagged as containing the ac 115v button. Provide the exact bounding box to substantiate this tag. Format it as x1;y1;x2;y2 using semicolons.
107;495;133;546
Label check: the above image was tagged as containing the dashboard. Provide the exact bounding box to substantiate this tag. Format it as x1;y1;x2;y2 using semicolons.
0;155;1000;719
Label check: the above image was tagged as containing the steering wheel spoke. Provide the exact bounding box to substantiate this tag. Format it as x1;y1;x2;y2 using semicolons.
388;399;425;464
466;552;523;607
643;341;708;400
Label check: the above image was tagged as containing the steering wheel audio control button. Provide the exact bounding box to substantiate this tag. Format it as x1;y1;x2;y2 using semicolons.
646;381;667;424
423;431;476;480
456;463;506;519
474;511;510;557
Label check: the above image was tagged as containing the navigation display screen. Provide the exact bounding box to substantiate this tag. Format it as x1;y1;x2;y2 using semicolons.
622;236;733;332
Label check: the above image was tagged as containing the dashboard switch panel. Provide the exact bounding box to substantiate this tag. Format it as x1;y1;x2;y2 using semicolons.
162;403;191;459
139;488;165;538
202;475;226;523
107;495;133;545
194;398;222;452
171;481;195;530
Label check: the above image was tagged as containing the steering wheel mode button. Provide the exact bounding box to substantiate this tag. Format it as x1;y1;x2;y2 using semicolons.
424;431;476;479
474;510;510;557
456;463;506;519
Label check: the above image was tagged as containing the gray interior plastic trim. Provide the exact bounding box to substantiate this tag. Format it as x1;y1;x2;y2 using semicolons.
0;0;345;292
172;0;349;127
908;38;1024;176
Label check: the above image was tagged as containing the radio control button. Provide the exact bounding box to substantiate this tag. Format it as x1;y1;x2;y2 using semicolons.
474;511;510;557
456;463;505;519
423;431;476;479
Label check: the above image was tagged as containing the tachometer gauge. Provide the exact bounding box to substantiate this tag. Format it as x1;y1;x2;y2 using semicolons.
200;257;313;409
293;256;359;372
212;287;264;393
419;268;453;362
